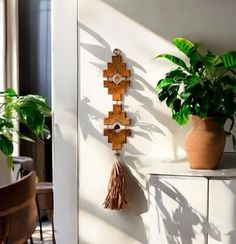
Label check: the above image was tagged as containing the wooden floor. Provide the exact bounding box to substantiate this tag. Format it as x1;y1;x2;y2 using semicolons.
31;221;53;244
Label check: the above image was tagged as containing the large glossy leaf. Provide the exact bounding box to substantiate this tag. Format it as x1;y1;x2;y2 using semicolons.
218;76;236;91
220;51;236;68
166;91;178;107
15;103;45;135
0;134;13;155
184;75;200;90
156;78;176;89
156;54;189;71
158;88;169;102
4;94;51;136
166;68;187;80
0;88;17;98
202;53;222;69
0;118;13;130
172;103;190;126
172;99;181;113
180;103;190;125
189;52;203;73
10;99;44;135
4;88;18;98
172;38;197;58
18;95;51;116
180;91;191;99
0;89;51;162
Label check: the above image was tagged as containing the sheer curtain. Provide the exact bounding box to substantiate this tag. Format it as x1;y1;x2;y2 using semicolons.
0;0;19;91
0;0;5;90
0;0;19;184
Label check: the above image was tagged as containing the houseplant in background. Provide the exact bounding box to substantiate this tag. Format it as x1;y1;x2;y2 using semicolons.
155;37;236;169
0;88;51;169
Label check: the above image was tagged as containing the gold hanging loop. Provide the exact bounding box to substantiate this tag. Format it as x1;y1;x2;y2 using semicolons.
113;48;121;56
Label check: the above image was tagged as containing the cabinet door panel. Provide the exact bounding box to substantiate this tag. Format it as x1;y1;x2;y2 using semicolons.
209;179;236;244
148;176;208;244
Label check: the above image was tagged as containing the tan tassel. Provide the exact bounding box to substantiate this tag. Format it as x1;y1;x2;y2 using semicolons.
104;153;127;210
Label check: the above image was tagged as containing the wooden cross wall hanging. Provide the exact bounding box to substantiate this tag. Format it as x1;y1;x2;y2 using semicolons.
103;49;131;210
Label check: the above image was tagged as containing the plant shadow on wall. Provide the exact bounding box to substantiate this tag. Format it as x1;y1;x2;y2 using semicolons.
78;23;171;244
79;24;150;244
80;96;142;155
79;22;186;156
149;176;221;244
79;23;190;244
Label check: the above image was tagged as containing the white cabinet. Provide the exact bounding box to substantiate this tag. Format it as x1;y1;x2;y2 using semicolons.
141;159;236;244
208;179;236;244
148;176;208;244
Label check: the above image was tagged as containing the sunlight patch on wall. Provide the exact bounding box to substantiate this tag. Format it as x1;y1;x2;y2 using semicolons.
80;210;142;244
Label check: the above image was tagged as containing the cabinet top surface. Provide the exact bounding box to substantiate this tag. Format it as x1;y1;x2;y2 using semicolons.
139;153;236;178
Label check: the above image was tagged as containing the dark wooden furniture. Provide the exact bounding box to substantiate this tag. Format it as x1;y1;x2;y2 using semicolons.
0;171;37;244
13;156;55;243
13;156;34;180
36;182;55;243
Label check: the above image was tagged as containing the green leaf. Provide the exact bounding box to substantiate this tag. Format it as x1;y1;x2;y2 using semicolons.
0;88;17;98
15;104;45;135
158;89;169;102
184;75;200;90
156;54;189;71
192;103;201;114
220;51;236;68
172;37;197;58
5;95;51;136
166;91;178;107
202;53;218;68
189;52;202;73
180;91;191;99
172;102;190;126
19;95;51;116
156;78;176;89
173;99;181;113
218;76;236;91
4;88;18;97
0;118;13;131
11;100;44;135
166;68;187;80
0;135;13;155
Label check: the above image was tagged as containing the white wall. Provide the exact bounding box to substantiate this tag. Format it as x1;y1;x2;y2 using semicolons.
79;0;236;244
52;0;78;243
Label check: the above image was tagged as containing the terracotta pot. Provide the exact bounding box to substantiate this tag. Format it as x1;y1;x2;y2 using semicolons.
185;115;226;169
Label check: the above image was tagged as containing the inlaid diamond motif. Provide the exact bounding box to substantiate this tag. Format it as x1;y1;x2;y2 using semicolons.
109;73;124;85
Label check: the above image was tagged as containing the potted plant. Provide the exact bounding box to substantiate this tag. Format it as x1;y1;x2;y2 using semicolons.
0;88;51;177
155;37;236;169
